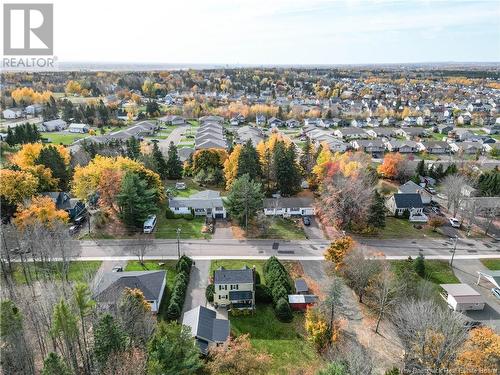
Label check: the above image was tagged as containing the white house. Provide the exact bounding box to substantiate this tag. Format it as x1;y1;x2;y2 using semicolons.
68;123;90;133
41;119;68;132
213;266;255;310
385;193;428;222
440;284;485;312
263;197;315;217
2;108;23;119
169;190;226;219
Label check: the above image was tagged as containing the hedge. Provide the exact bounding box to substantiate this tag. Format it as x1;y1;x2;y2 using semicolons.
263;256;294;321
205;284;215;303
166;255;193;320
255;284;272;303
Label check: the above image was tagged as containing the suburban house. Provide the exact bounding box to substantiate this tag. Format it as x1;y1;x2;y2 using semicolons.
213;266;255;309
288;294;318;311
2;108;23;119
195;122;227;150
256;114;266;126
384;139;419;153
182;306;230;354
199;115;224;124
25;104;43;116
333;127;367;140
41;192;86;220
159;115;186;125
351;139;385;156
385;193;428;222
440;284;484;312
93;270;166;313
267;117;284;127
169;190;226;219
40;119;68;132
285;119;300;128
68;123;90;133
236;125;265;146
417;141;451;154
263;196;315;217
398;180;432;205
395;127;427;140
450;142;482;155
366;128;395;139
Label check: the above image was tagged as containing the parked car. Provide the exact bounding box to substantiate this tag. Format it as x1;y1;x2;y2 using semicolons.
69;225;80;235
426;187;436;194
112;266;123;272
175;182;187;190
74;216;86;225
449;218;461;228
302;216;311;226
143;215;157;233
492;288;500;300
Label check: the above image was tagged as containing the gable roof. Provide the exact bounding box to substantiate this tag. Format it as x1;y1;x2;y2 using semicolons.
295;279;308;293
263;196;314;209
182;306;230;353
93;270;166;303
214;266;254;284
392;193;424;209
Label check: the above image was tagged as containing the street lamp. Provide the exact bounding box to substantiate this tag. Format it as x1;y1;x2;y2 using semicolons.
176;228;181;259
449;235;459;267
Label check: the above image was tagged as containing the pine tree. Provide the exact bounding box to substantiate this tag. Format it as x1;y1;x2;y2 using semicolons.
237;139;261;180
368;190;386;228
36;145;70;190
117;172;157;229
299;137;315;178
275;142;301;196
152;142;168;179
42;352;72;375
5;127;15;146
126;137;141;160
416;159;426;176
165;142;183;180
225;174;264;230
50;299;79;373
93;314;127;368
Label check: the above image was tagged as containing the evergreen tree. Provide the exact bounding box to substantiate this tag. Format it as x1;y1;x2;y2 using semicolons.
146;100;160;116
93;314;127;368
299;137;315;178
275;141;301;196
42;352;72;375
36;145;70;190
237;139;261;180
5;127;15;146
117;172;157;229
225;174;264;230
416;159;426;176
277;106;283;119
62;100;74;122
414;253;426;278
477;168;500;196
152;142;168;179
445;163;457;176
368;190;386;228
50;299;79;372
165;142;183;180
126;137;141;160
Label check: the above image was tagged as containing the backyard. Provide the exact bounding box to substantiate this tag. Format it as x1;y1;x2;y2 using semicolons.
41;131;88;145
124;260;178;320
209;259;266;281
10;261;102;285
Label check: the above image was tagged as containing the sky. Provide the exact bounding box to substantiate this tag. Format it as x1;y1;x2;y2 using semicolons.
2;0;500;65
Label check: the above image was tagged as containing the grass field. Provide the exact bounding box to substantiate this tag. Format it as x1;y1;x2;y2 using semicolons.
165;179;200;197
155;216;209;239
230;304;321;374
41;132;88;145
391;259;459;285
125;260;178;320
255;217;306;240
10;261;101;285
372;217;442;239
481;259;500;270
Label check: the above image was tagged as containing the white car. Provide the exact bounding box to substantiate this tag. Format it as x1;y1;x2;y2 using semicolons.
449;218;461;228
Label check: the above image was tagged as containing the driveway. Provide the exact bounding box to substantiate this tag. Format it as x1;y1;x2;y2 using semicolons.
452;259;500;330
181;259;210;315
303;217;327;240
213;220;234;240
90;259;127;290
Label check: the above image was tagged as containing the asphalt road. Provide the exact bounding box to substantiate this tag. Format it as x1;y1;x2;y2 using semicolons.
70;236;500;261
158;125;188;154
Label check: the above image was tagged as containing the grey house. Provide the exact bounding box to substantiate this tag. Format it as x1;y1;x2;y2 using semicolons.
182;306;230;354
169;190;226;219
93;270;166;313
214;266;255;309
386;193;428;222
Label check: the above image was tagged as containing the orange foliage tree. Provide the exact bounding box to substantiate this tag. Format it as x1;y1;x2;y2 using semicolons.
13;196;69;229
324;236;355;269
455;327;500;374
377;153;404;179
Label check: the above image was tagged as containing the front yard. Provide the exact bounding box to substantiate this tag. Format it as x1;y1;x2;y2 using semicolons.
230;304;321;374
481;259;500;271
244;217;307;240
10;261;102;285
369;217;443;239
124;260;178;320
155;216;210;239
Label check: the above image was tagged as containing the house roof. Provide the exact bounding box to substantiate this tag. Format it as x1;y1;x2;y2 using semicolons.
399;181;426;194
288;294;318;304
93;270;166;303
214;266;254;284
263;196;314;209
229;290;253;300
294;279;308;293
182;306;230;352
392;193;424;209
169;190;224;209
441;283;482;298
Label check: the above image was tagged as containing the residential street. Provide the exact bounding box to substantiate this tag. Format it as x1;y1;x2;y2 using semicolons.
158;125;188;154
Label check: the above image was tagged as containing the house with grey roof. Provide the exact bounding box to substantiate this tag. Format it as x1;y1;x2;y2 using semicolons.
263;196;315;217
398;180;432;205
213;266;255;309
40;119;68;132
182;306;230;354
450;141;482;155
169;190;226;219
351;139;385;156
417;141;451;154
93;270;166;313
384;139;419;153
386;193;427;222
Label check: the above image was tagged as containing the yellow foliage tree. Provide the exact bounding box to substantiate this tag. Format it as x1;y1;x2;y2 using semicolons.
312;143;333;180
305;307;330;350
11;87;53;105
324;236;355;269
65;80;82;95
10;143;70;169
14;196;69;229
377;153;404;179
455;327;500;374
0;169;38;204
223;144;242;189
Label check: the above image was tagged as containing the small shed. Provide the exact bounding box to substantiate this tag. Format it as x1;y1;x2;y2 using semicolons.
288;294;318;311
440;283;485;311
294;279;309;295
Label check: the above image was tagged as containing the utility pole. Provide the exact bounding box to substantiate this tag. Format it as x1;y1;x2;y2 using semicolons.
88;211;91;234
449;235;459;267
176;228;181;259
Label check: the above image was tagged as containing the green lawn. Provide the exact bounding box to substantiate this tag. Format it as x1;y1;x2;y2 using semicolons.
255;218;306;240
41;132;88;145
10;261;101;285
481;259;500;271
165;179;200;197
209;260;266;281
230;304;320;374
371;217;442;239
155;216;210;239
391;259;459;285
125;260;178;320
145;128;173;140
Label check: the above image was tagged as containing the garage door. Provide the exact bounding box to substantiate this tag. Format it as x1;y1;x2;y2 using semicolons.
215;213;224;219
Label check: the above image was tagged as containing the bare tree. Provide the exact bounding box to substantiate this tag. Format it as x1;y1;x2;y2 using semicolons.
442;174;467;217
392;299;468;372
341;247;381;303
320;276;345;332
134;235;153;266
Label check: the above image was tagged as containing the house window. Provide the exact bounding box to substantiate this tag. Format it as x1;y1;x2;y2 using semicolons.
215;207;223;211
175;207;179;211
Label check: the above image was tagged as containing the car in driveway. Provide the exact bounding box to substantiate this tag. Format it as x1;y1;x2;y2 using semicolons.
492;288;500;300
112;266;123;272
74;215;86;225
449;218;461;228
302;216;311;226
69;225;80;235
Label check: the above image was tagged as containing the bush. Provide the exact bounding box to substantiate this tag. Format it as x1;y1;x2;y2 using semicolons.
176;255;193;273
402;209;410;220
254;270;261;285
275;298;293;322
272;284;288;304
182;213;194;220
165;208;176;219
414;254;426;278
206;284;215;303
384;367;400;375
255;284;272;304
166;301;181;320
